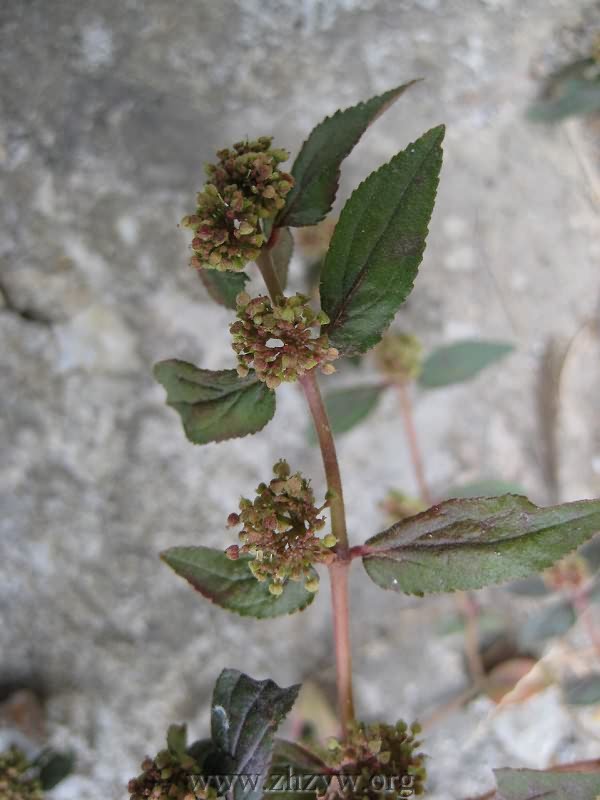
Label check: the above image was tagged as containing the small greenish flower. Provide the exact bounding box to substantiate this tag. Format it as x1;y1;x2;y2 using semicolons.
375;333;423;384
230;293;339;388
0;748;44;800
225;460;336;593
325;720;427;798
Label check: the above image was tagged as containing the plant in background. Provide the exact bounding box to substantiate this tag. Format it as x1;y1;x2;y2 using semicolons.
528;32;600;122
0;747;73;800
138;82;600;800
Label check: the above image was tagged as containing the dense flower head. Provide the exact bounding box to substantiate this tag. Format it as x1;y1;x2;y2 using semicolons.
375;333;422;383
225;460;337;595
128;748;200;800
324;720;427;799
206;137;294;217
183;184;265;272
182;137;294;273
230;292;339;388
0;748;44;800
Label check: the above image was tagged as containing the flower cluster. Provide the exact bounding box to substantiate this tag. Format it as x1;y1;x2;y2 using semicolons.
325;720;427;799
225;460;337;595
182;137;294;272
375;333;422;384
128;748;200;800
230;293;339;388
0;748;44;800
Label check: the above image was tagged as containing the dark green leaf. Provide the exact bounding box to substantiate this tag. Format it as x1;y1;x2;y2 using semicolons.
272;740;328;772
271;228;294;292
506;576;550;597
187;738;215;770
167;724;188;760
37;750;75;791
321;126;445;355
198;269;250;310
418;340;514;389
362;495;600;596
517;598;576;651
161;546;316;618
563;673;600;706
210;669;300;800
528;58;600;123
278;81;420;228
154;361;276;445
443;479;527;500
308;385;384;441
581;534;600;571
494;767;600;800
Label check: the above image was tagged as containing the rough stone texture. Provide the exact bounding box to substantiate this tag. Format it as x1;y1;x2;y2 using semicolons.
1;1;599;798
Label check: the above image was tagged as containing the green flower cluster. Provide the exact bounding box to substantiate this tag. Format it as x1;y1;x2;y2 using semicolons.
182;137;294;272
128;748;200;800
225;460;337;596
375;333;422;383
230;293;339;389
0;748;44;800
325;720;427;799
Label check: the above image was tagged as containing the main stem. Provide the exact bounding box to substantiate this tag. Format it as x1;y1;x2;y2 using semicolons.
255;247;355;737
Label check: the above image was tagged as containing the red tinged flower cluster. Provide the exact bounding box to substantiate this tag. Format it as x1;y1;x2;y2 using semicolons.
182;137;294;272
225;460;337;596
230;292;339;389
325;720;427;799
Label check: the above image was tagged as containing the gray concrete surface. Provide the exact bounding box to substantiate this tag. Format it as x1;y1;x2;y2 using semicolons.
1;1;599;798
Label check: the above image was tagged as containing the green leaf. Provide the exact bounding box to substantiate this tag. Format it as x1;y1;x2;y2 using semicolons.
278;81;420;228
167;724;188;760
154;360;276;445
528;58;600;123
517;598;576;651
506;576;550;597
418;340;514;389
362;495;600;596
271;227;294;292
443;479;527;500
272;740;327;773
161;546;317;618
320;126;445;355
563;673;600;706
581;534;600;571
210;669;300;800
494;767;600;800
36;750;75;791
198;269;249;310
308;385;384;441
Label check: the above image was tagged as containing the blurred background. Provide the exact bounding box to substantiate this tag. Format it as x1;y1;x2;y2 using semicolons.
1;1;599;798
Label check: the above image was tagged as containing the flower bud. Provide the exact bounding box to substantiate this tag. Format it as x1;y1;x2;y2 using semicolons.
375;332;423;383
